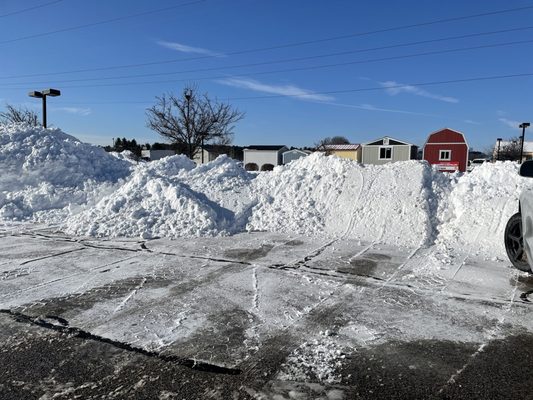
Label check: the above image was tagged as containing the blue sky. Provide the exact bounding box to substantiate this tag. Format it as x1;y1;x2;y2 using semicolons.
1;0;532;152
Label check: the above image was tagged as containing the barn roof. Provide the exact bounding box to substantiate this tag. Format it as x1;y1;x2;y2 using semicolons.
425;128;468;145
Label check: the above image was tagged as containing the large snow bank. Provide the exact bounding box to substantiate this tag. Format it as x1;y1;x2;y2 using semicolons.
0;124;131;220
248;153;437;248
3;125;532;260
436;161;531;258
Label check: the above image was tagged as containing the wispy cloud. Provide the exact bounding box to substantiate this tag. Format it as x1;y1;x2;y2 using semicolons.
499;117;520;129
464;119;480;125
157;41;224;57
52;107;91;116
380;80;459;103
324;102;437;116
218;77;334;101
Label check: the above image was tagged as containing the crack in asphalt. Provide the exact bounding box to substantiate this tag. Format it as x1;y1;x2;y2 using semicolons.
19;248;86;265
0;309;242;376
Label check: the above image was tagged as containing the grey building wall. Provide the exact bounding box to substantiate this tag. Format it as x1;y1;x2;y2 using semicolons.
282;150;308;164
362;145;414;165
141;149;175;161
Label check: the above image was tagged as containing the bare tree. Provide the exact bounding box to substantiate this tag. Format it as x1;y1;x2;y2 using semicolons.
315;136;350;155
0;104;39;127
146;86;244;159
498;137;522;161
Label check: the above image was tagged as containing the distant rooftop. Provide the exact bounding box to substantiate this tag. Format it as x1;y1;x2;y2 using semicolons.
245;145;287;151
323;144;360;150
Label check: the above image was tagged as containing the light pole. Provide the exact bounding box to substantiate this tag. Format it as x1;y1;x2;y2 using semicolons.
497;138;502;161
28;88;61;128
519;122;530;163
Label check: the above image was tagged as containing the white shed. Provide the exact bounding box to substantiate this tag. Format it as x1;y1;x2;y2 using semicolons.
243;145;288;171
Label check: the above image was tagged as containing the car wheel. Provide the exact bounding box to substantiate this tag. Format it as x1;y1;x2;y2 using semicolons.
504;213;531;272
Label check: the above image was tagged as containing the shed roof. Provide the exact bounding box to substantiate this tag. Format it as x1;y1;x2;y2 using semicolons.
323;144;360;150
425;128;467;145
283;148;309;155
363;136;414;146
245;145;287;151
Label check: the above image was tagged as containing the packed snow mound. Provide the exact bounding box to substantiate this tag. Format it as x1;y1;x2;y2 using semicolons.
436;161;533;258
0;124;132;220
247;153;436;248
144;154;196;176
180;155;254;214
64;156;235;239
110;150;139;164
0;124;131;189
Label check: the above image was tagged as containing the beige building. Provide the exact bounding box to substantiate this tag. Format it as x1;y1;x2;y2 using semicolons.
362;136;417;165
323;144;361;161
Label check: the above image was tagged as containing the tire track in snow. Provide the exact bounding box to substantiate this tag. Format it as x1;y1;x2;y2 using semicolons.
0;255;140;302
113;277;147;314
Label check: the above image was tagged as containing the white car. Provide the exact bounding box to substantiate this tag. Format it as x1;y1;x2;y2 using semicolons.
505;161;533;272
467;158;489;172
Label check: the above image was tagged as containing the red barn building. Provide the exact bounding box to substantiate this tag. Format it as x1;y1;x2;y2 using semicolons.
423;128;469;172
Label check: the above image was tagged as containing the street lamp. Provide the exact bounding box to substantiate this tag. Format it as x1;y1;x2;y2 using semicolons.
496;138;502;161
519;122;531;163
28;88;61;128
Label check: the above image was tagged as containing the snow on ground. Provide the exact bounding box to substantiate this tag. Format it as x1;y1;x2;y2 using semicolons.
3;125;533;394
1;124;533;259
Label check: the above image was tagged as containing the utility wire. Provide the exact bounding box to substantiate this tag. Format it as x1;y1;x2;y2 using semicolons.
3;25;533;86
0;0;63;18
37;72;533;104
1;3;532;77
0;0;205;45
2;37;532;89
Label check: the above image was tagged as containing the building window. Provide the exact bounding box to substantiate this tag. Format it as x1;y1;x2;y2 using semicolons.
379;146;392;159
439;150;451;161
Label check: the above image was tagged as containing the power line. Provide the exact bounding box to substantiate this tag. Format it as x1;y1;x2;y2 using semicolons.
3;25;533;86
0;0;205;45
25;72;533;104
1;3;532;78
0;0;63;18
2;37;532;89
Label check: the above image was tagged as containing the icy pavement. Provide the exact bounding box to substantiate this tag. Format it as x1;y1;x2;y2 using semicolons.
1;226;533;399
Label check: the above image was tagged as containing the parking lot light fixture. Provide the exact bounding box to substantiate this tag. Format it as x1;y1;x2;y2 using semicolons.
28;88;61;128
519;123;531;163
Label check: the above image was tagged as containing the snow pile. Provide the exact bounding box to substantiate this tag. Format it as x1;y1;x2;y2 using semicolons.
178;154;254;214
436;161;531;258
0;124;131;220
277;336;347;383
248;153;436;248
3;125;531;259
64;155;235;239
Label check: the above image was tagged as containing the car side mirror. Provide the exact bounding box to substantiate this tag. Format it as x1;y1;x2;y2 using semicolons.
520;160;533;177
